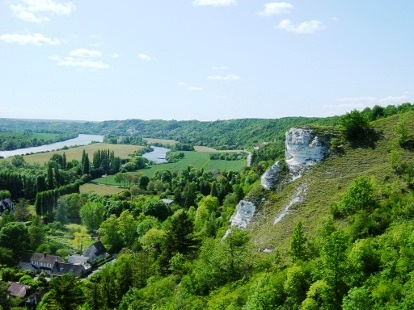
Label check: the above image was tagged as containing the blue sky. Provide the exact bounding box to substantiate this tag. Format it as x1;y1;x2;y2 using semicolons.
1;0;413;121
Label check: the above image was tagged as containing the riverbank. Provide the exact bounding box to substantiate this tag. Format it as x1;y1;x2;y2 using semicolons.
0;134;104;158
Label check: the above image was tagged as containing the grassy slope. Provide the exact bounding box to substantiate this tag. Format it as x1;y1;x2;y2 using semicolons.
250;111;414;253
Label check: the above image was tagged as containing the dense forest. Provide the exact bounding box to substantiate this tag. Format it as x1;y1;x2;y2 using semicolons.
0;103;414;309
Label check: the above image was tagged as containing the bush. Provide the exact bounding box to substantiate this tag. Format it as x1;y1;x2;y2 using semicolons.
340;110;372;142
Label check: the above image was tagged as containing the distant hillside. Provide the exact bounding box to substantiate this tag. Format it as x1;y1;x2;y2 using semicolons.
0;117;339;150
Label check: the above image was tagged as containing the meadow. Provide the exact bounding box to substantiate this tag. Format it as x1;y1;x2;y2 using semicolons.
92;151;247;186
17;143;143;165
143;138;178;146
79;183;125;195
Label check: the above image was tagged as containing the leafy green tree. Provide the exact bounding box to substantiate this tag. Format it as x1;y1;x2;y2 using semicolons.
139;175;150;190
159;209;198;273
342;286;373;310
80;201;105;232
118;210;137;248
11;155;25;168
72;228;92;253
284;263;312;308
81;150;90;175
184;228;250;295
301;279;334;310
12;198;30;222
0;222;30;261
336;176;377;216
315;227;349;308
115;172;127;187
54;199;68;224
183;182;197;209
340;109;372;141
0;247;13;266
99;214;123;253
0;280;11;310
290;221;307;262
394;116;410;146
346;238;380;287
38;273;85;310
0;190;11;200
143;199;171;221
29;215;45;251
242;272;286;310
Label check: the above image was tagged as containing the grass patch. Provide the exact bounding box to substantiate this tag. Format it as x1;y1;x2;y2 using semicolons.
17;143;143;165
92;151;247;186
194;146;244;153
144;138;178;146
80;183;126;195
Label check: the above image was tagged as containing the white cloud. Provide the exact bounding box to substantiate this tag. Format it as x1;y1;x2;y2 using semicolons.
138;53;153;61
69;48;102;58
10;0;75;23
207;73;241;81
212;65;228;70
278;19;325;34
178;82;203;91
192;0;236;7
259;2;293;16
0;33;62;45
50;48;109;70
188;86;204;91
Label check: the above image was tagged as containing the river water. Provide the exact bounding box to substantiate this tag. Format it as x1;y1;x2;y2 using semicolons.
0;134;104;158
142;146;170;164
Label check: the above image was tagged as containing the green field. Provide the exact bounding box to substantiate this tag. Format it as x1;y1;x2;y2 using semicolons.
143;138;178;146
8;143;143;165
92;151;247;186
80;183;126;195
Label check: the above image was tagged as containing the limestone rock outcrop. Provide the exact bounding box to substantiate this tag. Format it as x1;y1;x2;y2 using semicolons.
231;127;330;229
285;128;328;165
229;200;256;229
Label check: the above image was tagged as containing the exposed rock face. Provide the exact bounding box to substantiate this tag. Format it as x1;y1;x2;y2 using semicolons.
261;128;330;189
261;161;282;190
229;200;256;229
285;128;328;165
274;183;307;224
231;127;330;229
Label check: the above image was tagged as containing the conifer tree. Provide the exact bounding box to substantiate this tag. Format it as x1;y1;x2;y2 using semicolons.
290;221;307;262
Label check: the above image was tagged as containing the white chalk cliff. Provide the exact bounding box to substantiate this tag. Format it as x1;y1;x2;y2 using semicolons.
285;128;328;165
230;127;329;228
229;200;256;229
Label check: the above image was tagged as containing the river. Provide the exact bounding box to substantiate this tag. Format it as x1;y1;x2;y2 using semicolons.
142;146;170;164
0;134;104;158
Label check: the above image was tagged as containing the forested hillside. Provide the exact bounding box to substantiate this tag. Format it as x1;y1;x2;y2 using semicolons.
0;104;414;309
0;117;337;150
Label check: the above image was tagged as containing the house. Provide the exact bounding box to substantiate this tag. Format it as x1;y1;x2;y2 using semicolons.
82;241;108;264
51;261;88;278
8;282;31;298
18;262;36;274
30;253;63;274
25;288;47;309
0;198;14;214
67;254;89;265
